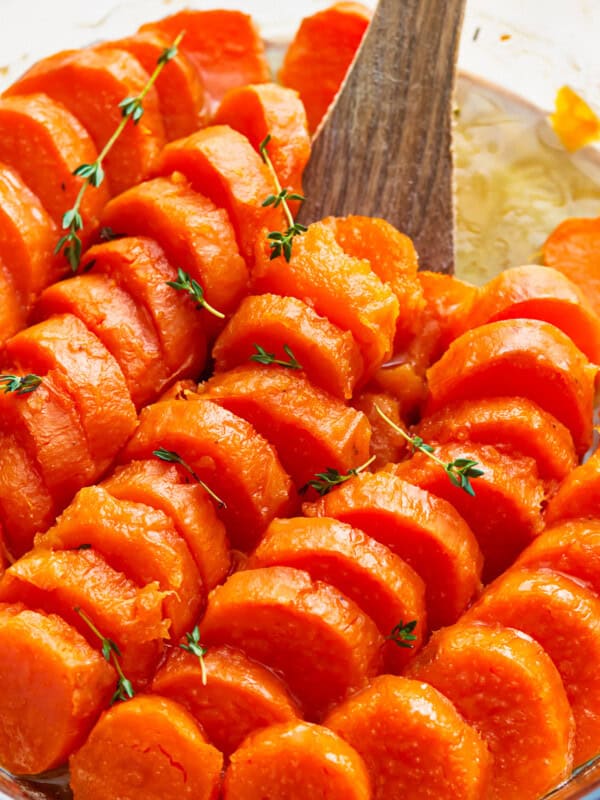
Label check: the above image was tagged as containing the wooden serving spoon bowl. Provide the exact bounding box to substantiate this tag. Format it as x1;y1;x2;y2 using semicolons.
298;0;466;274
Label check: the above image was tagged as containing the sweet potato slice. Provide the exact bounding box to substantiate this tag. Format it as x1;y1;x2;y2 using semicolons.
545;447;600;525
36;486;202;641
352;391;408;466
417;270;479;357
6;314;136;471
406;623;574;800
464;264;600;363
212;293;364;399
0;433;56;558
198;365;371;491
0;260;25;344
515;519;600;594
154;125;284;266
279;3;372;132
325;675;491;800
322;216;425;348
0;549;168;686
0;162;61;301
201;566;383;720
417;396;577;482
0;95;108;241
121;399;294;551
0;369;96;509
84;236;207;379
425;319;596;456
102;459;230;593
247;516;426;672
70;696;223;800
0;604;115;775
464;568;600;764
305;471;482;631
253;220;399;377
100;175;248;320
214;82;310;204
36;273;168;408
6;49;165;194
153;645;300;756
543;216;600;316
390;443;545;582
223;721;371;800
140;10;270;110
96;31;208;140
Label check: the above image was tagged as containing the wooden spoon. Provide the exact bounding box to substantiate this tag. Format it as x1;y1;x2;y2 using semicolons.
298;0;466;273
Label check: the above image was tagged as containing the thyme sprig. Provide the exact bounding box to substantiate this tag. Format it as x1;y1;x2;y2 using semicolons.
74;606;134;704
300;454;377;496
374;404;484;497
0;374;42;395
166;268;225;319
387;620;418;649
56;32;184;272
250;344;302;370
180;625;208;686
259;134;307;261
153;447;226;508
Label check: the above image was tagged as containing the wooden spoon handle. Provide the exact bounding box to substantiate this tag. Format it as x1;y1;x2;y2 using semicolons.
297;0;466;273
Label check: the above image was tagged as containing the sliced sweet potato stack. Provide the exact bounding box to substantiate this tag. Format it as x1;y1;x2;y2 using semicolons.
154;125;284;266
84;236;207;380
223;721;371;800
417;396;577;482
36;486;203;640
36;273;168;408
70;696;223;800
201;566;383;720
214;82;310;204
352;391;408;466
0;96;106;246
0;261;25;344
253;220;399;377
0;548;168;686
322;215;425;348
6;48;166;194
464;264;600;363
406;623;574;800
425;318;597;456
100;175;248;320
515;519;600;594
463;567;600;764
247;516;426;672
543;216;600;316
139;9;271;110
325;675;491;800
0;162;61;301
102;459;230;593
153;645;300;756
198;364;371;491
0;434;56;558
390;443;545;582
96;31;208;140
279;3;372;133
305;471;482;631
0;369;96;510
121;399;294;551
0;604;115;775
212;293;364;399
6;314;137;471
545;447;600;525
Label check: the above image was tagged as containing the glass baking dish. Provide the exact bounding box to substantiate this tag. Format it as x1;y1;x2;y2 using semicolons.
0;1;598;797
